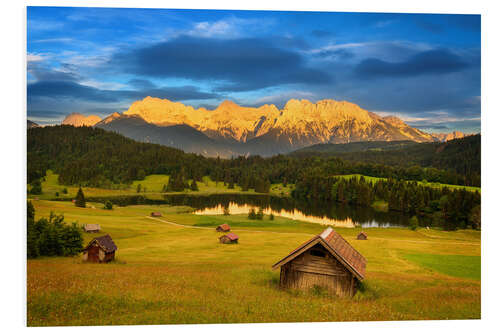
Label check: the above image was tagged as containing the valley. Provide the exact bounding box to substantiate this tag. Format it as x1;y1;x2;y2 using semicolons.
27;199;480;326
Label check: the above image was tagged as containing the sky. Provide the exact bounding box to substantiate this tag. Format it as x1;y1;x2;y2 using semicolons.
27;7;481;133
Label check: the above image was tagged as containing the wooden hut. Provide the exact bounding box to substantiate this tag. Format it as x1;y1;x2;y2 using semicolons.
82;234;117;263
83;224;101;233
216;223;231;232
151;212;162;217
357;232;368;240
272;227;366;297
219;232;239;244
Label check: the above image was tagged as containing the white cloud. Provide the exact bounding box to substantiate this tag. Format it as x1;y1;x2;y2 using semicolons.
253;91;317;106
27;53;47;63
183;17;275;39
310;41;432;63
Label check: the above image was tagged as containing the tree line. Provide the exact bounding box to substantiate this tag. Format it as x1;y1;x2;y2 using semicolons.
292;175;481;230
28;126;480;191
27;201;83;258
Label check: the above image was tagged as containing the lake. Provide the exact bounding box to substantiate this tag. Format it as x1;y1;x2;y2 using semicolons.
162;194;432;228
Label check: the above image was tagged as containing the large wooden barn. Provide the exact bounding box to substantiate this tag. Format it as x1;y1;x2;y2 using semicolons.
82;234;117;263
272;227;366;297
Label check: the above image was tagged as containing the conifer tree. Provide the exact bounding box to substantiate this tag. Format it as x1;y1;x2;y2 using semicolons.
75;187;86;208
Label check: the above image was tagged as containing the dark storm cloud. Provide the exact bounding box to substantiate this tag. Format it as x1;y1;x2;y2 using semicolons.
110;36;333;92
28;80;117;102
27;109;69;118
28;63;81;82
27;80;221;103
354;49;469;79
413;124;449;130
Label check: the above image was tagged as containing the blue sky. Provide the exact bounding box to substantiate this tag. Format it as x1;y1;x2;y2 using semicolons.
27;7;480;133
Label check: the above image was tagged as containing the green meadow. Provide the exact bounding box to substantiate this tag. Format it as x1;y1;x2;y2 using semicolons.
336;174;481;193
28;170;295;201
27;199;480;326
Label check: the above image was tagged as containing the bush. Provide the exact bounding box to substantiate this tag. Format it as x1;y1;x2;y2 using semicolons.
223;206;230;215
269;213;274;220
104;201;113;210
62;188;68;194
27;202;83;258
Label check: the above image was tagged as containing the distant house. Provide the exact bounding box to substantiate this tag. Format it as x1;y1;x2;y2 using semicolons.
219;232;239;244
82;234;117;263
357;232;368;240
272;227;366;297
216;223;231;232
151;212;162;217
84;224;101;233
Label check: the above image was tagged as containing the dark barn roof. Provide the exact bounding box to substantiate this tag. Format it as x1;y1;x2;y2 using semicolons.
221;232;239;241
272;227;366;280
84;234;117;253
217;223;231;231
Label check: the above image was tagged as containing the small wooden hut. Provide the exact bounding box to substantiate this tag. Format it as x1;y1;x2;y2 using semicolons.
83;224;101;233
82;234;117;263
216;223;231;232
151;212;162;217
272;227;366;297
357;232;368;240
219;232;239;244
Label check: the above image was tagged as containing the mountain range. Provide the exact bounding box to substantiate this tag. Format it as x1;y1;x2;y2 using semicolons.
56;96;467;157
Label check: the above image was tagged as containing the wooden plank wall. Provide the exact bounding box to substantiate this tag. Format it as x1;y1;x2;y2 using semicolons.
279;244;357;297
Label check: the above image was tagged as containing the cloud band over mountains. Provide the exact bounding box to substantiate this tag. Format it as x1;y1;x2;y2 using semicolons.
27;8;480;132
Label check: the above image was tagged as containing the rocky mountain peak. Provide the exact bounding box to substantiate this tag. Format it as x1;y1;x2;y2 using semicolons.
62;113;102;127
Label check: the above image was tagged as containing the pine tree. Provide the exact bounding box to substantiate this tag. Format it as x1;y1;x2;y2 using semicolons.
104;201;113;210
30;179;42;194
75;187;86;208
248;208;256;220
190;180;199;191
256;207;264;220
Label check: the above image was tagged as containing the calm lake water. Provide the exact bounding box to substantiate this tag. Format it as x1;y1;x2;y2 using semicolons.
162;194;431;228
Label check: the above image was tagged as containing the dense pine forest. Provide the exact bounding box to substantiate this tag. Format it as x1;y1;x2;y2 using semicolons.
292;135;481;186
28;126;481;230
28;126;480;188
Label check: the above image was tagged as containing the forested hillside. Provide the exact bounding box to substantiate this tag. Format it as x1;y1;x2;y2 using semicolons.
28;126;480;189
292;135;480;186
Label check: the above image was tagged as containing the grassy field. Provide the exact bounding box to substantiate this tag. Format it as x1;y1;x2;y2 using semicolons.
27;199;481;326
337;174;481;193
28;171;295;201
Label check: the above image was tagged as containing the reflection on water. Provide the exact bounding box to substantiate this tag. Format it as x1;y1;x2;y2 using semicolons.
161;193;432;228
194;203;357;228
